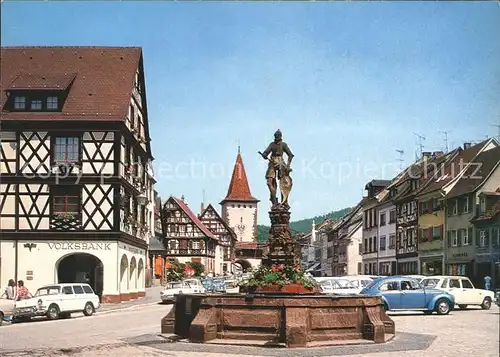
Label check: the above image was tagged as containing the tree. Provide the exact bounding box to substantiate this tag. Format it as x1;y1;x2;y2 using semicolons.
188;261;205;276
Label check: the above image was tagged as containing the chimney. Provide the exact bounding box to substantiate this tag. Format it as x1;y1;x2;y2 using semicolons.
464;142;471;149
422;152;432;160
433;151;444;158
181;194;185;203
200;202;205;213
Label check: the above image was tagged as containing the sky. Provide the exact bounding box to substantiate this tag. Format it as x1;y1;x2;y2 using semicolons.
2;2;500;224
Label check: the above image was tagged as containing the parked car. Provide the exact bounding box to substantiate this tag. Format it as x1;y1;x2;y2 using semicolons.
183;278;206;293
403;275;426;283
160;281;196;303
320;278;361;295
420;276;495;310
495;290;500;307
344;276;375;290
224;279;240;293
0;298;15;326
13;283;100;321
360;276;455;315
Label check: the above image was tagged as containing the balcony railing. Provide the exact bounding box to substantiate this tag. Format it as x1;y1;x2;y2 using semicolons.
50;213;82;231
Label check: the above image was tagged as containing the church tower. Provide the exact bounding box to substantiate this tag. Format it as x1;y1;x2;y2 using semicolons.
220;148;259;243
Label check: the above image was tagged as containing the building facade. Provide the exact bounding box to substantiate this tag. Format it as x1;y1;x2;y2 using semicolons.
333;205;363;276
376;198;398;276
0;47;155;303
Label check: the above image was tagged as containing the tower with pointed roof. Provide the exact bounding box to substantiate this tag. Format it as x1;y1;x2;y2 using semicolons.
220;148;260;244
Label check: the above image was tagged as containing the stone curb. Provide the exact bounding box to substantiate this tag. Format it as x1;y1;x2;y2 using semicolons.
97;301;161;315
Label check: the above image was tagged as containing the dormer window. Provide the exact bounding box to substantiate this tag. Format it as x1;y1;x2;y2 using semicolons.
14;96;26;109
30;99;42;110
47;96;58;110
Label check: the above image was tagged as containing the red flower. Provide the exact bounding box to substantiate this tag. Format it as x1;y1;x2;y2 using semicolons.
271;265;280;272
278;264;285;271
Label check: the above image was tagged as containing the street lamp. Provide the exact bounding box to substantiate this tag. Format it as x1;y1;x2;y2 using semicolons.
137;192;148;206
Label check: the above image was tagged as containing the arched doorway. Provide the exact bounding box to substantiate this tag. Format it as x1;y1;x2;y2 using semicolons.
120;254;129;294
130;256;137;290
234;259;252;272
138;258;144;290
57;253;104;299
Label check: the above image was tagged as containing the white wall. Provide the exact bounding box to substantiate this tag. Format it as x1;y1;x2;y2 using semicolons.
0;241;16;287
117;242;147;295
378;203;397;261
347;225;363;275
223;202;257;243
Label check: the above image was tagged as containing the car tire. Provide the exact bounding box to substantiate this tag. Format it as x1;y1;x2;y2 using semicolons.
435;298;451;315
83;302;95;316
383;302;389;311
481;297;492;310
46;304;60;320
458;304;468;310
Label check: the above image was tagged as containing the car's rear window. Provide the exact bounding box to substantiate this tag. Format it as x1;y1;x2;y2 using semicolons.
73;285;84;294
82;285;94;294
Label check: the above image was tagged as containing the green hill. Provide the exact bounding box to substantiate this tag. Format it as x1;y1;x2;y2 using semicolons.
257;207;352;243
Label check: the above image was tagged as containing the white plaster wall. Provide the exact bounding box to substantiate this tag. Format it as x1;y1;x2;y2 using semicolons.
223;203;257;243
118;242;147;295
0;131;17;174
347;225;363;275
478;164;500;195
19;132;50;175
378;203;397;260
82;132;114;175
215;245;223;275
0;183;16;230
82;184;114;231
14;240;119;296
0;241;16;286
18;184;50;230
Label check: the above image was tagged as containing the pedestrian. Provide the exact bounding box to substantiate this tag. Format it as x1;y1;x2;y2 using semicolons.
17;280;32;300
2;279;18;300
484;275;492;291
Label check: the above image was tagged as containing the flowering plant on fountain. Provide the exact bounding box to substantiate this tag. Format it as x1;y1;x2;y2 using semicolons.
239;264;319;293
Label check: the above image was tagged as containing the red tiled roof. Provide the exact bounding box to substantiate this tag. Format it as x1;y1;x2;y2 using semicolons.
170;197;215;239
221;151;258;202
1;46;141;121
447;145;500;199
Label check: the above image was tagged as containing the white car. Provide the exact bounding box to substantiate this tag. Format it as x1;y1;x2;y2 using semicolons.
183;278;206;293
0;298;15;326
420;275;495;310
224;280;240;293
14;283;100;321
320;278;361;295
344;276;375;290
160;281;196;303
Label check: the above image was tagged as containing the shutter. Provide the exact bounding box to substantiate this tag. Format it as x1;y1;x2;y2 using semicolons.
457;230;462;246
468;227;473;246
447;231;451;247
428;200;433;212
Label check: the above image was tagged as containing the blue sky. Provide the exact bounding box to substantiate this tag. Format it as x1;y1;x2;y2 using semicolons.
3;2;500;224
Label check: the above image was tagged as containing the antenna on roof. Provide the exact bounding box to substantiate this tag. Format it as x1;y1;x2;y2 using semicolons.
396;149;404;170
237;139;241;154
438;130;450;152
413;132;426;159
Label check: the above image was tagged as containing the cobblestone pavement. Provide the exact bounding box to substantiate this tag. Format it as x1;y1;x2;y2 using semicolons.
1;306;498;357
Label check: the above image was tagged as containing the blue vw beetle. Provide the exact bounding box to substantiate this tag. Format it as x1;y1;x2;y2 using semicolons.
360;276;455;315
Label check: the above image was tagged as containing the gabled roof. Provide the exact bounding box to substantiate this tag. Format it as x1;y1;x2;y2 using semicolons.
168;196;215;239
1;46;142;121
364;179;391;190
221;150;259;203
417;141;488;197
446;146;500;199
199;203;237;240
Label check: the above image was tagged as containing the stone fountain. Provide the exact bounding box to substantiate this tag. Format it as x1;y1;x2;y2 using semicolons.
161;130;395;347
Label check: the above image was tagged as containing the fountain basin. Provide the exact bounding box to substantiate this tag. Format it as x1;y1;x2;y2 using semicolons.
161;293;395;348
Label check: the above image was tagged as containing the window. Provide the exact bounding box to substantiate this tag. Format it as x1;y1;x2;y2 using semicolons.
82;285;94;294
368;238;372;253
30;100;42;110
389;209;396;223
53;187;80;214
449;279;460;288
373;236;377;252
401;280;419;290
440;279;449;288
462;228;470;246
479;230;487;248
480;197;486;213
461;279;473;289
14;96;26;109
463;196;469;213
191;240;200;249
494;228;500;247
380;236;386;250
62;286;73;294
54;137;80;163
451;230;458;247
432;199;439;211
421;278;439;288
72;285;84;294
432;226;441;238
380;213;386;226
389;234;395;249
379;282;398;291
452;200;458;215
47;96;58;110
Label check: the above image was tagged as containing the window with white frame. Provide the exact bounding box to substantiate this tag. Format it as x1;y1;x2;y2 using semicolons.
14;96;26;109
47;96;58;110
480;197;486;213
451;230;458;247
479;230;486;248
462;228;469;246
453;200;458;215
191;240;200;249
463;196;469;213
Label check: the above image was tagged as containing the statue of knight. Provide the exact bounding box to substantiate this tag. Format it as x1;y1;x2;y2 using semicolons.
258;129;294;209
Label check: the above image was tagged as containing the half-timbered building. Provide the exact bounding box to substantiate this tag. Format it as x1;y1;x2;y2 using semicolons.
199;203;237;273
0;47;155;303
161;196;220;274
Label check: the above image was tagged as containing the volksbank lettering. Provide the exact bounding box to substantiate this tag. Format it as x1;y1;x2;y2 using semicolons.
47;242;112;251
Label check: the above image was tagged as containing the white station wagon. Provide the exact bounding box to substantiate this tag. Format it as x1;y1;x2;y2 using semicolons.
420;276;495;310
14;283;100;321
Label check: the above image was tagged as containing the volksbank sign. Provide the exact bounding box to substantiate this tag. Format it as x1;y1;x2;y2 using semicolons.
47;242;112;251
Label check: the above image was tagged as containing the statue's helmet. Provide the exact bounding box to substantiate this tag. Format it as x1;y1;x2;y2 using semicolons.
274;129;282;139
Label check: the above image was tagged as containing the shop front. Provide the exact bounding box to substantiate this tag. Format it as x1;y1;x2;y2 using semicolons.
397;257;419;275
420;256;443;276
445;245;475;280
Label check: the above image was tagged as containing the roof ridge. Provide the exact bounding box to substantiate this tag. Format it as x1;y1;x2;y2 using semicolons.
170;196;215;239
